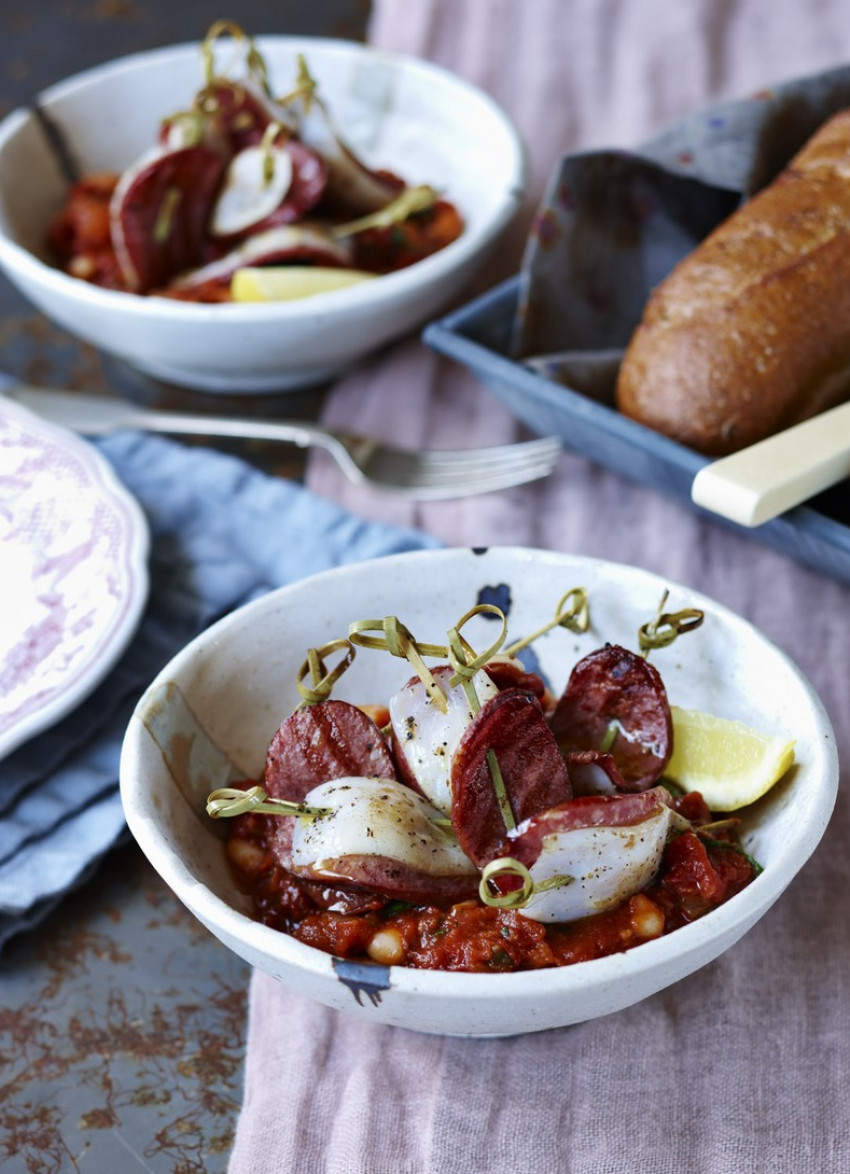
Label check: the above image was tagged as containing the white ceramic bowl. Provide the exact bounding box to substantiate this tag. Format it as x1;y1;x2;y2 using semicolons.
0;38;524;392
120;547;838;1036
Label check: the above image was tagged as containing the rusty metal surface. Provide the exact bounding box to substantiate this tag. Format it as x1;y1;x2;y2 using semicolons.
1;844;250;1173
0;3;370;1171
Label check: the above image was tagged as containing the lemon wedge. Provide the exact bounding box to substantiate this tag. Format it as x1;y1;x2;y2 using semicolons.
665;706;795;811
231;266;376;302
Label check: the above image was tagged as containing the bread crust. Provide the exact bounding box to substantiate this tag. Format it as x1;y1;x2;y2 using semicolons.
616;109;850;455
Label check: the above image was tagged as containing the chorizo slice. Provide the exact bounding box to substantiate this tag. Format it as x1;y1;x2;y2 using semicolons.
109;143;227;291
264;700;396;803
450;688;571;868
483;657;548;701
563;749;628;796
299;857;479;907
550;645;672;791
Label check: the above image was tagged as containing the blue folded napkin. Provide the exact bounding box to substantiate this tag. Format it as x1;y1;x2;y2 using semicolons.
0;430;439;949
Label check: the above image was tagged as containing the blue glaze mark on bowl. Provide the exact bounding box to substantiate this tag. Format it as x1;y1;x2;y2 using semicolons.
477;582;512;617
332;958;391;1006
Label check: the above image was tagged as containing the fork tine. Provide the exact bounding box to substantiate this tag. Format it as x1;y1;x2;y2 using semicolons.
397;473;552;499
399;442;562;497
407;440;560;480
406;455;559;488
403;469;554;495
331;427;561;495
412;437;563;471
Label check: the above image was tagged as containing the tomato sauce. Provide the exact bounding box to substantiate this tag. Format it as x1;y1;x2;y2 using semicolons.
226;800;759;974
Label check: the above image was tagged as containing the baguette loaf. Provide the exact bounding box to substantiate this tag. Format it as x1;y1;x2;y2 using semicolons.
616;109;850;455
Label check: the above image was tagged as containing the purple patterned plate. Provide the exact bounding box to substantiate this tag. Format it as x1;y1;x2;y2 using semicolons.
0;395;149;760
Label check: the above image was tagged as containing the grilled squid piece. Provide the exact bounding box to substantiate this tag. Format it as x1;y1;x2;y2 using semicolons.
505;789;675;923
168;223;354;291
290;777;479;905
388;665;499;815
283;58;403;216
209;139;327;239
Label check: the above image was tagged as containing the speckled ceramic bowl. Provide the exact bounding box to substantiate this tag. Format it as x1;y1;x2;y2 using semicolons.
119;547;837;1036
0;37;524;392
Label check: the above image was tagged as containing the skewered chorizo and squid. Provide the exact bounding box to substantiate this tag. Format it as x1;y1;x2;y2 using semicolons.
207;590;782;974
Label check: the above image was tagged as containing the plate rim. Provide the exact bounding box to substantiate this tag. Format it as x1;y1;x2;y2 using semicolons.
0;393;150;760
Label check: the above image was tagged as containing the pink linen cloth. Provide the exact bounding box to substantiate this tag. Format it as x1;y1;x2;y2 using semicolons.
229;3;850;1171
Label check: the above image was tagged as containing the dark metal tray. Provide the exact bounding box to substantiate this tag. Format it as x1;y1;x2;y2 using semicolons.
424;276;850;587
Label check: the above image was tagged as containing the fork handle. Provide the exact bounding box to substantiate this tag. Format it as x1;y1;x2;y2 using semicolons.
113;408;335;452
7;383;350;458
102;408;369;487
6;384;368;486
691;399;850;526
116;410;365;482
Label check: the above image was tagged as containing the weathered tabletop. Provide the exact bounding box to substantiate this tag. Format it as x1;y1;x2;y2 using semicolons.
0;3;368;1171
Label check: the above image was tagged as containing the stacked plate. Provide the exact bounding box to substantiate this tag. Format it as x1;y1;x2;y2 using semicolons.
0;394;149;945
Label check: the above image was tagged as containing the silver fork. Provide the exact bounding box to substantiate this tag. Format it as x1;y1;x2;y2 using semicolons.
6;386;562;499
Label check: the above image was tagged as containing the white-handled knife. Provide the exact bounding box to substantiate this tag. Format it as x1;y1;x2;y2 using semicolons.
691;400;850;526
